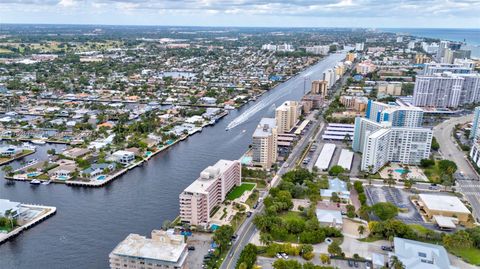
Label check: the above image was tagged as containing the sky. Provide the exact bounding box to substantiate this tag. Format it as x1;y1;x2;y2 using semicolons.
1;0;480;28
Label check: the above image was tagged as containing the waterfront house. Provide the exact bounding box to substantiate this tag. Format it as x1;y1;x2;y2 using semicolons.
62;147;90;159
0;199;22;218
48;164;77;180
0;146;21;157
81;163;117;178
109;150;135;165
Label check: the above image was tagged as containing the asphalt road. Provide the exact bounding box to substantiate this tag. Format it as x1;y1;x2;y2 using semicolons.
220;59;352;269
432;114;480;220
433;114;477;180
220;113;326;269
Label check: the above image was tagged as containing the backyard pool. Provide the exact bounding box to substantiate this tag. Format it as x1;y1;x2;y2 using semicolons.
57;175;68;181
96;175;106;181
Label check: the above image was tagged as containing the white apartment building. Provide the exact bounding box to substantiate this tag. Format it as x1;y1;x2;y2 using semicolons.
275;101;300;134
365;100;424;128
413;73;464;108
109;230;188;269
252;118;278;169
354;118;432;173
422;62;473;76
355;42;364;51
179;160;241;226
306;45;330;55
323;68;336;88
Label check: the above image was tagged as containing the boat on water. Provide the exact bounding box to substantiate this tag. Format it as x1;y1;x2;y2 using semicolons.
22;142;37;151
242;129;246;133
30;179;41;185
42;180;51;185
31;139;46;145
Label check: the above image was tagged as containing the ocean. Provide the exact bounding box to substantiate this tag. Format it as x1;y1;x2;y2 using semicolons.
382;28;480;58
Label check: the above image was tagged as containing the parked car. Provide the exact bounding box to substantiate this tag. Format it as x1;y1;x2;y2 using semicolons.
381;246;393;251
354;261;359;268
188;246;195;251
281;253;289;259
348;260;354;267
276;253;282;259
246;211;252;217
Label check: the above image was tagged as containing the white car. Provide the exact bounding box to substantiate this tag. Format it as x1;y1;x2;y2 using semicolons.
276;253;282;259
281;253;289;259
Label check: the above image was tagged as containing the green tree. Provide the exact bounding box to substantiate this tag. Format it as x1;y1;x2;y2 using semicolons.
327;241;342;256
320;253;331;264
431;137;440;151
235;244;257;269
390;256;405;269
443;230;473;249
371;202;398;221
358;225;366;237
346;205;356;218
329;165;345;176
213;225;234;253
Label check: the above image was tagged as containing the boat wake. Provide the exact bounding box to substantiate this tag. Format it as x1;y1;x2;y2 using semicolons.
226;89;289;130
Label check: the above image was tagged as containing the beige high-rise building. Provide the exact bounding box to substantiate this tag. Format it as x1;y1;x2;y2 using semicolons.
252;118;278;169
179;160;241;226
311;80;328;97
109;230;188;269
346;52;355;62
275;101;300;133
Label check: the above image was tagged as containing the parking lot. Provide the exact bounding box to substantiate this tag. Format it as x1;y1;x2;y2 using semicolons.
364;186;431;226
185;232;214;269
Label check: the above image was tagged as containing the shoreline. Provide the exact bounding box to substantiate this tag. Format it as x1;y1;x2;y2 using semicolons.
2;55;330;187
0;204;57;245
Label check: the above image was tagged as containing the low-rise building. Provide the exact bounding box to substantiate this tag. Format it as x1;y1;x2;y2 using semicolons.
315;209;343;229
320;178;350;201
417;193;471;226
110;150;135;165
109;230;188;269
391;237;457;269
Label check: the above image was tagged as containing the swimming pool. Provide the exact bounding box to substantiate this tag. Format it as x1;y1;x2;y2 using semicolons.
241;156;252;165
27;172;39;177
394;168;409;174
57;175;68;180
97;175;106;180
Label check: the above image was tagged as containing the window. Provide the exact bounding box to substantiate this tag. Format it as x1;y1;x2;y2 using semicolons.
418;252;427;258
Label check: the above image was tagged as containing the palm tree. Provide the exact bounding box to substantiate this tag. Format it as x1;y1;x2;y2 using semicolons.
389;256;405;269
357;225;366;237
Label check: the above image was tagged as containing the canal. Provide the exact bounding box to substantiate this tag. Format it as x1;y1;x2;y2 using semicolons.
0;52;346;269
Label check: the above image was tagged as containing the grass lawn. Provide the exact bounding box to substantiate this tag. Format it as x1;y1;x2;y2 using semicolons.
423;163;442;183
280;211;304;222
226;183;255;200
449;247;480;265
245;190;259;208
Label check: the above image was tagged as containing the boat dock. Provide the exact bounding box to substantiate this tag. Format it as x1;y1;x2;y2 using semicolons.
0;204;57;245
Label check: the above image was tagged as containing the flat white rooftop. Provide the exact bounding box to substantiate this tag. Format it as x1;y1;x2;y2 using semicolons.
315;143;336;170
184;160;236;194
328;123;355;128
337;149;354;170
111;231;186;263
322;135;352;140
419;194;470;214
